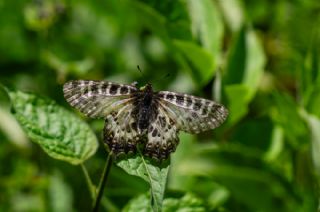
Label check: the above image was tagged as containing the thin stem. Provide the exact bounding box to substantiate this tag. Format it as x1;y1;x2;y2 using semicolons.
81;163;96;200
92;152;113;212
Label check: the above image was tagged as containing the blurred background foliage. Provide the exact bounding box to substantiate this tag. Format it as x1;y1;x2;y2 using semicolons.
0;0;320;211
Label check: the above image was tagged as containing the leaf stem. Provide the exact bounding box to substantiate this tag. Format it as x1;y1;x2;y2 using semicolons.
81;163;96;200
92;152;113;212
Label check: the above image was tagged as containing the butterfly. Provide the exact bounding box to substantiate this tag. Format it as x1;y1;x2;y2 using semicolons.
63;80;228;161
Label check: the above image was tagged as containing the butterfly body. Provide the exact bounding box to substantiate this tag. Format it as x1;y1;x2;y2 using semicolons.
135;84;156;134
63;80;228;161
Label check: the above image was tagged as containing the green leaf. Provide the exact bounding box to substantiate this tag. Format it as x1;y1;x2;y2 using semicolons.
300;110;320;176
225;84;251;124
271;93;309;147
186;0;224;56
124;193;206;212
219;0;244;32
224;26;246;85
243;29;266;98
116;155;169;212
8;90;98;165
163;193;206;212
123;193;152;212
173;39;215;86
224;26;265;123
49;170;74;212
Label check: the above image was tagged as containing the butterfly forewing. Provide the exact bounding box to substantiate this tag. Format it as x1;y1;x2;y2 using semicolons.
156;91;228;133
63;80;137;118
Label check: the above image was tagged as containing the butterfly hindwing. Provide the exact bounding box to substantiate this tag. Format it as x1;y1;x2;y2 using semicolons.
144;106;179;160
63;80;138;118
104;101;141;155
156;91;228;133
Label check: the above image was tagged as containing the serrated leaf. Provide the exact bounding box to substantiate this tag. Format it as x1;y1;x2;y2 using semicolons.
116;154;169;212
8;90;98;165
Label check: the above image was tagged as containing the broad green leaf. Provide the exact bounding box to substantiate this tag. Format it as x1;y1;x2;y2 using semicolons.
124;193;206;212
8;90;98;165
225;84;251;124
173;39;215;86
186;0;224;56
243;29;266;98
224;26;265;123
117;154;169;212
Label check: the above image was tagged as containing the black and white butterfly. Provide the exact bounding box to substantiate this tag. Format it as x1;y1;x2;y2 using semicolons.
63;80;228;161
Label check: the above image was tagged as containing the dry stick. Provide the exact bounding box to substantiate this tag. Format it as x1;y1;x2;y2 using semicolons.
92;153;113;212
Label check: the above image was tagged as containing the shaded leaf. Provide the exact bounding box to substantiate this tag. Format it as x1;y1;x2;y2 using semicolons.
271;93;309;147
8;90;98;165
300;110;320;176
163;193;206;212
124;193;206;212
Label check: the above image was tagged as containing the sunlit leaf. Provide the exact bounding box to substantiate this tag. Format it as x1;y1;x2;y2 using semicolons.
173;39;215;86
219;0;244;32
225;84;251;124
8;89;98;165
116;154;169;212
186;0;223;56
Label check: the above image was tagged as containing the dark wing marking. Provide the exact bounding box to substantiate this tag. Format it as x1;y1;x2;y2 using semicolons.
63;80;138;118
104;101;141;155
156;91;228;133
144;105;179;161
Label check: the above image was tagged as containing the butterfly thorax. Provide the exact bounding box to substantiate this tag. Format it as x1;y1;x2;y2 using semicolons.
136;84;157;134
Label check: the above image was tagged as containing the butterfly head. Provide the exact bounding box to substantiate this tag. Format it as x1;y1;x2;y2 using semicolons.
139;83;153;93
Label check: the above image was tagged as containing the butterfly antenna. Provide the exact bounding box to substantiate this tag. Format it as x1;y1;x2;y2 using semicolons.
137;65;143;76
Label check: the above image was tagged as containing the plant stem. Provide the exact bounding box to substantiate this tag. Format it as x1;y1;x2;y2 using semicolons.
81;163;96;200
92;152;113;212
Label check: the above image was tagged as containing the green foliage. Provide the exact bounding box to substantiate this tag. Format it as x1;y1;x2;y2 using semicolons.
0;0;320;211
117;155;169;212
8;89;98;165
